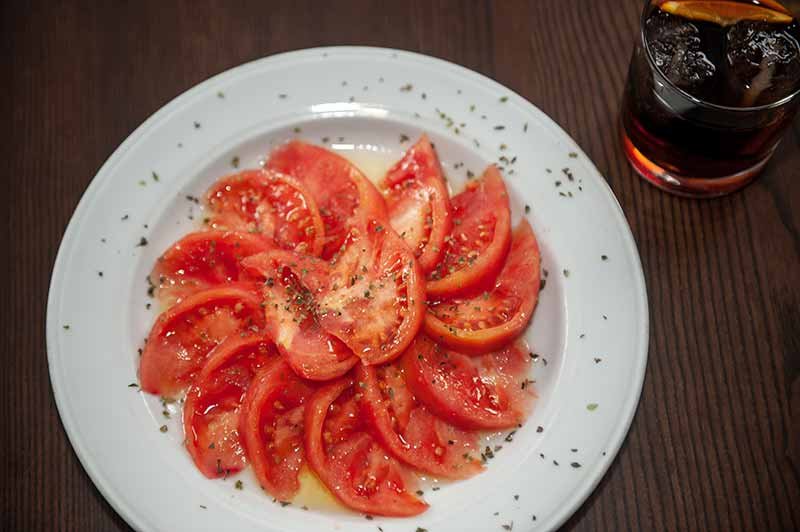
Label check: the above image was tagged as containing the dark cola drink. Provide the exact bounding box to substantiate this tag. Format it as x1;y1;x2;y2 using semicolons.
621;0;800;197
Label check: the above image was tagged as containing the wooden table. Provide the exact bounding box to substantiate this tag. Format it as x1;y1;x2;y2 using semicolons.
3;1;799;530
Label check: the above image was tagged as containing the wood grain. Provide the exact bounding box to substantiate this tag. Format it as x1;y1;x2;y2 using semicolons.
1;0;798;530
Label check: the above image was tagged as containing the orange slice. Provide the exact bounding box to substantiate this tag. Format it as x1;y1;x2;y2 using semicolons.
659;1;794;25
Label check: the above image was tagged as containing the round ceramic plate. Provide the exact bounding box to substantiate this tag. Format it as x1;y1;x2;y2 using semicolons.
47;47;648;532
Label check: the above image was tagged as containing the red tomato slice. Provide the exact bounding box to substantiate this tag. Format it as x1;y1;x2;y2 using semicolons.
379;135;452;273
139;284;265;397
357;364;483;479
425;220;541;354
266;141;387;259
426;165;511;298
402;334;534;430
239;359;315;501
151;230;274;306
304;378;428;516
183;334;278;478
315;221;426;365
206;169;325;256
241;251;358;381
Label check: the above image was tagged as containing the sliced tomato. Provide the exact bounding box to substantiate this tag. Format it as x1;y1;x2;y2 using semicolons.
379;135;452;273
304;378;428;516
151;230;273;306
425;220;541;354
426;165;511;298
139;284;265;397
241;251;358;381
315;221;426;365
357;363;483;479
205;169;325;256
266;141;387;259
183;334;278;478
402;334;534;430
239;359;316;501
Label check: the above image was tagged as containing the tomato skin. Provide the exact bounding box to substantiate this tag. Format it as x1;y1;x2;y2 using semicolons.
426;165;511;298
304;378;428;516
424;220;541;354
357;364;483;479
241;251;358;381
182;334;278;478
205;169;325;256
266;141;387;259
402;334;534;430
239;359;316;501
151;230;274;306
380;135;452;273
139;283;265;397
316;221;426;366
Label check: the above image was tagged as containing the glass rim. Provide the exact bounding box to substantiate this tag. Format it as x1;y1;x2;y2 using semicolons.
639;2;800;113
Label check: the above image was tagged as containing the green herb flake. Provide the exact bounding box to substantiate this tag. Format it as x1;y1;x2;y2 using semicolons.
199;504;207;509
193;121;201;129
571;462;582;468
499;96;509;103
231;156;240;168
235;480;243;490
524;204;531;214
278;93;287;99
569;151;578;158
400;134;410;143
416;528;428;532
217;91;225;99
594;357;602;364
562;269;570;277
137;237;149;247
587;403;599;411
293;127;302;134
494;125;505;130
601;254;608;261
151;171;160;182
128;382;138;388
523;122;528;132
400;83;413;92
502;522;514;531
138;179;147;187
159;425;168;433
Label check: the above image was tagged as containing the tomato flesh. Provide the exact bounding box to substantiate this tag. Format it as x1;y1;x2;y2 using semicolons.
425;220;541;354
426;165;511;298
241;251;358;381
139;284;265;397
266;141;387;259
239;359;315;500
304;378;428;516
151;230;273;306
206;169;325;255
380;135;452;273
402;334;534;430
183;334;278;478
358;363;483;479
316;221;426;365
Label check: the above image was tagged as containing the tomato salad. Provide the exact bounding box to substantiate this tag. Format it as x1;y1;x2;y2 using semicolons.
138;135;542;517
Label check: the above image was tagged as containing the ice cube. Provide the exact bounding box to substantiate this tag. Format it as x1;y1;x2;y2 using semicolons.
726;21;800;106
645;10;717;97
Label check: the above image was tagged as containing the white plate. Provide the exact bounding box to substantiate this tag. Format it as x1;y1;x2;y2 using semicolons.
47;47;648;532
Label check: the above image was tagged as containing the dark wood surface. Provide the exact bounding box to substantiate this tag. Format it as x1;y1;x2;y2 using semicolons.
2;1;799;530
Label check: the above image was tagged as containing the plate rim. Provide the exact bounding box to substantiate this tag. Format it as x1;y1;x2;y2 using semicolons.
46;45;649;532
